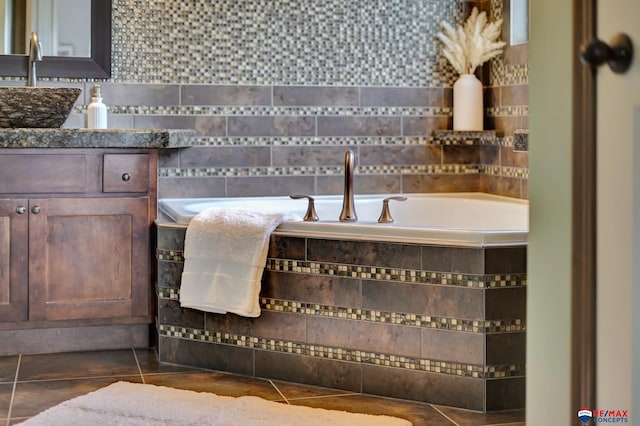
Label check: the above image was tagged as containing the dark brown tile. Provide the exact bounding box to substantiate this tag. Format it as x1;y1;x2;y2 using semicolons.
485;287;526;321
360;145;441;166
362;280;484;320
226;175;315;197
158;337;253;376
433;404;525;425
486;332;526;365
228;116;315;137
267;236;306;260
362;364;484;410
270;380;356;400
143;371;282;400
402;173;481;193
501;84;529;106
0;383;11;419
10;377;142;418
180;146;271;168
272;146;354;167
316;173;403;196
442;145;500;165
262;271;361;307
421;246;484;274
0;356;18;383
18;350;140;381
158;299;205;329
317;116;401;137
422;329;484;365
306;316;421;357
502;146;529;169
290;394;448;426
158;176;227;198
307;239;422;269
96;83;180;106
134;348;201;375
485;247;527;274
402;116;451;137
255;350;361;392
134;115;226;137
485;377;526;411
274;86;359;106
181;85;271;106
205;310;306;342
361;87;447;107
156;227;186;251
157;261;184;290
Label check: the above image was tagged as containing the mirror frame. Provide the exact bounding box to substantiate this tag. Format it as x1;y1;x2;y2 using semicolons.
0;0;111;79
502;0;529;65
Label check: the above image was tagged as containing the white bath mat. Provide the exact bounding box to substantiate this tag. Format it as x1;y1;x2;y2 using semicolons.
18;381;412;425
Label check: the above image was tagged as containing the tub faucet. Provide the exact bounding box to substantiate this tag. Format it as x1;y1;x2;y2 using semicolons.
339;150;357;221
28;32;43;87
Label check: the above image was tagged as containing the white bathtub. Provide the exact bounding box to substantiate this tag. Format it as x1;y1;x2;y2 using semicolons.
159;192;528;247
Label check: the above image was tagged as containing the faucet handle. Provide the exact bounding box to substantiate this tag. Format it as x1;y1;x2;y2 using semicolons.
377;196;407;223
290;194;319;221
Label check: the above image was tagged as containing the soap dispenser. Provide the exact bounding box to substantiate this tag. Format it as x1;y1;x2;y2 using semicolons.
87;84;107;129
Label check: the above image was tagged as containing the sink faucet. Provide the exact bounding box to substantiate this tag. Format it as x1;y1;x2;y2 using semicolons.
28;32;43;87
339;150;357;221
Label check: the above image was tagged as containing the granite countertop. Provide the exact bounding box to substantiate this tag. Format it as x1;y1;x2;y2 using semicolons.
0;128;196;149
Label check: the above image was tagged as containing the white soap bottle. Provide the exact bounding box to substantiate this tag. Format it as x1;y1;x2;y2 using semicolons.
87;84;107;129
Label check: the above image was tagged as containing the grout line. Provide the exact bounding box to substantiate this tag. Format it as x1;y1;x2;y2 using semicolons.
268;380;290;404
431;404;460;426
6;354;22;426
132;348;146;384
15;374;143;385
285;392;361;402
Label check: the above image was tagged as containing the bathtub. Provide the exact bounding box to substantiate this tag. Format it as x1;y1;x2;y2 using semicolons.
159;192;528;247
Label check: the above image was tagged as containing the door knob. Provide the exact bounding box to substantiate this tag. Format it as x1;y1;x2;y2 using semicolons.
31;206;40;214
580;33;634;74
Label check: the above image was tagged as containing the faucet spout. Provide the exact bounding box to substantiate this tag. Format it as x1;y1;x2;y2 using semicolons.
339;150;357;221
28;32;43;87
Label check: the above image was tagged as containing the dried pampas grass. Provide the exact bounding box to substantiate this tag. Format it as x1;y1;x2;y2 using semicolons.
436;7;506;75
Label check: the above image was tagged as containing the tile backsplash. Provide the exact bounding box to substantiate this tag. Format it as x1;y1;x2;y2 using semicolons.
2;0;529;199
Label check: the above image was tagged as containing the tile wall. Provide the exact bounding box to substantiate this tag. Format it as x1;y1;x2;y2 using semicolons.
156;226;527;411
2;0;529;199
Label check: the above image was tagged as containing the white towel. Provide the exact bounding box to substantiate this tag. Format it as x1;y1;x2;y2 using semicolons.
180;207;288;317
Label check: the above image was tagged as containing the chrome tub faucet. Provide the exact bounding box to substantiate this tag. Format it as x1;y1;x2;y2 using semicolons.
339;150;357;221
28;32;43;87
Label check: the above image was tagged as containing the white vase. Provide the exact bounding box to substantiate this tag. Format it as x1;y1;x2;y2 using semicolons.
453;74;483;131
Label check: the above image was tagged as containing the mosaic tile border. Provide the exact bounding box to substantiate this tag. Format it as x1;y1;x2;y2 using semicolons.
158;287;525;334
157;164;528;179
266;259;527;289
158;324;525;379
156;251;527;290
186;136;435;147
91;105;450;117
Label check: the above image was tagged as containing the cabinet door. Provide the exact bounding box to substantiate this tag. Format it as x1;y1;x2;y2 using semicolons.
28;197;151;322
0;200;28;322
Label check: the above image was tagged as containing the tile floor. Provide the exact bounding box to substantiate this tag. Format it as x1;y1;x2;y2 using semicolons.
0;348;525;426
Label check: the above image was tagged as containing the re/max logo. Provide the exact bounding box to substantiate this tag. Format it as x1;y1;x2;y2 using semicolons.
593;411;629;418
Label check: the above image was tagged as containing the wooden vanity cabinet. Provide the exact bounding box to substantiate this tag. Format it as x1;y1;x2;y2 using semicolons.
0;149;157;333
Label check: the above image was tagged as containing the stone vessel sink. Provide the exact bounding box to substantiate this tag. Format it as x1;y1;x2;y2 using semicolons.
0;87;81;128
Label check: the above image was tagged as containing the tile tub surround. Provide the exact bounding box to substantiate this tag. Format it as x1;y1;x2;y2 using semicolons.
156;225;527;411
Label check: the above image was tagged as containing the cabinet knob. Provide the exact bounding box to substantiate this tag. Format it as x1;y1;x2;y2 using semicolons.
31;206;41;214
16;206;26;214
122;173;132;182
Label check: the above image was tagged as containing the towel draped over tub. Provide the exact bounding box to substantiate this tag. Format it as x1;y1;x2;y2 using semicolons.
179;207;289;317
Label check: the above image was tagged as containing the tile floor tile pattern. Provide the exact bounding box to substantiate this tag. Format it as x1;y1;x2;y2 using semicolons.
0;348;524;426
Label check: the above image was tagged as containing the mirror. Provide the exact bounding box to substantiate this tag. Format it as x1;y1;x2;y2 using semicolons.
502;0;529;65
0;0;110;78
